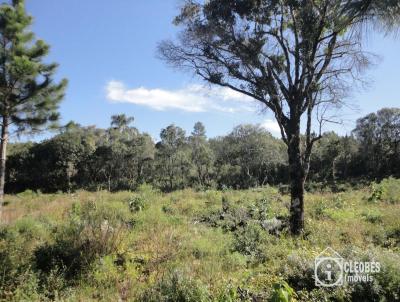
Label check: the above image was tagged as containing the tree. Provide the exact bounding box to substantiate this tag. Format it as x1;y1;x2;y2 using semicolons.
111;114;135;132
353;108;400;179
211;124;286;189
155;125;191;191
0;0;67;218
189;122;214;187
6;141;34;193
82;116;154;191
158;0;399;234
6;126;96;194
308;132;359;182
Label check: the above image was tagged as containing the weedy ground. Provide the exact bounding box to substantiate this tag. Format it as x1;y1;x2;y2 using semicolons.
1;180;399;301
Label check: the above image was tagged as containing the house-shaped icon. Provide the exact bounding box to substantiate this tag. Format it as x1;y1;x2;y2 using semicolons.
314;247;344;287
317;247;343;259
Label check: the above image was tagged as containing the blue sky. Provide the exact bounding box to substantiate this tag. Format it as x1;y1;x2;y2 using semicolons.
25;0;400;140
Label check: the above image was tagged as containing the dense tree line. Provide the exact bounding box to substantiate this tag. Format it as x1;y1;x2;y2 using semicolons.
4;108;399;194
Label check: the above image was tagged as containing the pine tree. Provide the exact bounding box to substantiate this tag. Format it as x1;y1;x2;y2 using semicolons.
0;0;67;220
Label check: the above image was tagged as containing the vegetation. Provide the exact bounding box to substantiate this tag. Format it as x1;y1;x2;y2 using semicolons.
0;0;67;216
1;182;399;301
0;0;399;301
158;0;400;234
4;108;399;197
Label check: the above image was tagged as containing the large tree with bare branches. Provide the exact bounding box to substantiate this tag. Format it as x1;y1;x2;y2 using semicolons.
159;0;400;234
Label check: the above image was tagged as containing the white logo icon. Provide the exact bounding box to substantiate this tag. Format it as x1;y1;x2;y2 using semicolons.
315;247;344;287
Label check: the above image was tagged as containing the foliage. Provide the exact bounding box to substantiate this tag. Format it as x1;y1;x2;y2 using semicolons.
0;0;67;215
362;210;383;224
139;270;210;302
34;200;131;281
158;0;399;234
4;108;400;195
353;108;400;179
0;186;400;300
269;281;297;302
128;195;148;212
210;125;287;189
369;177;400;204
0;0;67;134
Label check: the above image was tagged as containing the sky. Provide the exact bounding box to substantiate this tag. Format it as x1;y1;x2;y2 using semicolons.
23;0;400;141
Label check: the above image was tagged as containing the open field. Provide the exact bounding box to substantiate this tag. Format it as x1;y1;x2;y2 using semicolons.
0;1;399;301
1;183;399;301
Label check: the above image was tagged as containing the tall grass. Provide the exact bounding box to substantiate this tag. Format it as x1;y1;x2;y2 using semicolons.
0;180;399;301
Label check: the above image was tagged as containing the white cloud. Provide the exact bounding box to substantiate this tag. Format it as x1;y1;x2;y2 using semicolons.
106;81;255;113
261;119;281;134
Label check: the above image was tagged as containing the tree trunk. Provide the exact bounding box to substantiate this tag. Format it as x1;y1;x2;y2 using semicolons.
287;123;305;235
0;116;9;223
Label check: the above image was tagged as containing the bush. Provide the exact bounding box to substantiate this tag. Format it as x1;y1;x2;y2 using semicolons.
213;283;238;302
385;225;400;248
269;281;297;302
34;200;131;281
312;200;330;220
16;189;39;198
283;252;315;292
372;251;400;301
368;177;400;204
233;221;268;263
139;270;210;302
128;196;148;212
0;222;45;299
9;270;41;301
340;248;400;302
380;177;400;204
362;210;383;224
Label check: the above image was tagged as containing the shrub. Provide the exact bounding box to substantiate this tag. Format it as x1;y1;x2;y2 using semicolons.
0;223;44;299
373;251;400;301
269;281;297;302
362;210;383;224
283;252;315;291
296;287;350;302
385;225;400;248
312;201;329;220
16;189;39;198
340;248;400;302
380;177;400;204
91;254;138;292
368;177;400;204
128;196;148;212
368;183;383;203
139;270;210;302
34;200;131;280
213;283;238;302
10;270;41;301
233;221;268;262
39;266;68;299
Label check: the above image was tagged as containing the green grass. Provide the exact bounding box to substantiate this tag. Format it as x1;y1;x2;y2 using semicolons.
1;183;399;301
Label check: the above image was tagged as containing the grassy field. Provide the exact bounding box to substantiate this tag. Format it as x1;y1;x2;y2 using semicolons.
1;182;400;301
